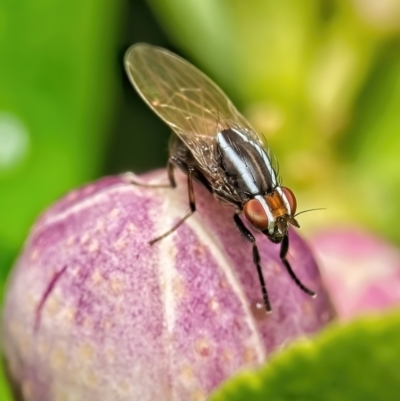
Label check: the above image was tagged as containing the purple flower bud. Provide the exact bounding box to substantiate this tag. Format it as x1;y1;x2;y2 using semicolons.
2;171;334;401
311;228;400;321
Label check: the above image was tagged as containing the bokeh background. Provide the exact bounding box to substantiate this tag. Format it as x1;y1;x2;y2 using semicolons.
1;0;400;396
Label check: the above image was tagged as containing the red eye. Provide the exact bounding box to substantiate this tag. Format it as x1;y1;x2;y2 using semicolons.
282;187;297;215
243;199;269;231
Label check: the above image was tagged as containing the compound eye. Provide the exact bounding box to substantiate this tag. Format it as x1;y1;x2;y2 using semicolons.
243;199;269;231
282;187;297;215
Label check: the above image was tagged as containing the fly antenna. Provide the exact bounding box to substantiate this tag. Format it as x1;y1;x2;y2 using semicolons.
294;208;326;217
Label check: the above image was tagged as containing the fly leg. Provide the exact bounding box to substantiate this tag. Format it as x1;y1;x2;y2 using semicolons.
127;159;176;188
233;214;271;313
149;166;196;245
280;234;316;297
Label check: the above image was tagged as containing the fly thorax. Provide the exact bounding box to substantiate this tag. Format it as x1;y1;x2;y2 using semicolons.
216;128;276;201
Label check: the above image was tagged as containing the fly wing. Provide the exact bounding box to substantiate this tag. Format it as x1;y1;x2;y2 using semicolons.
124;43;264;169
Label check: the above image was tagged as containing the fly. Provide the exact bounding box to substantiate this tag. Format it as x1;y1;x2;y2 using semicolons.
124;43;316;313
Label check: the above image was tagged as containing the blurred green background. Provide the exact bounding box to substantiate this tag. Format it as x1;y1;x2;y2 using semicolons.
0;0;400;290
1;0;400;398
1;0;400;303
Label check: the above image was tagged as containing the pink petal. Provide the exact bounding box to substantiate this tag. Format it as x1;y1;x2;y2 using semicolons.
311;227;400;321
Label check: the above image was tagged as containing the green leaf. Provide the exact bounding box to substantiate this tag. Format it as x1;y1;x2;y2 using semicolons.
0;362;13;401
210;312;400;401
0;0;122;277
